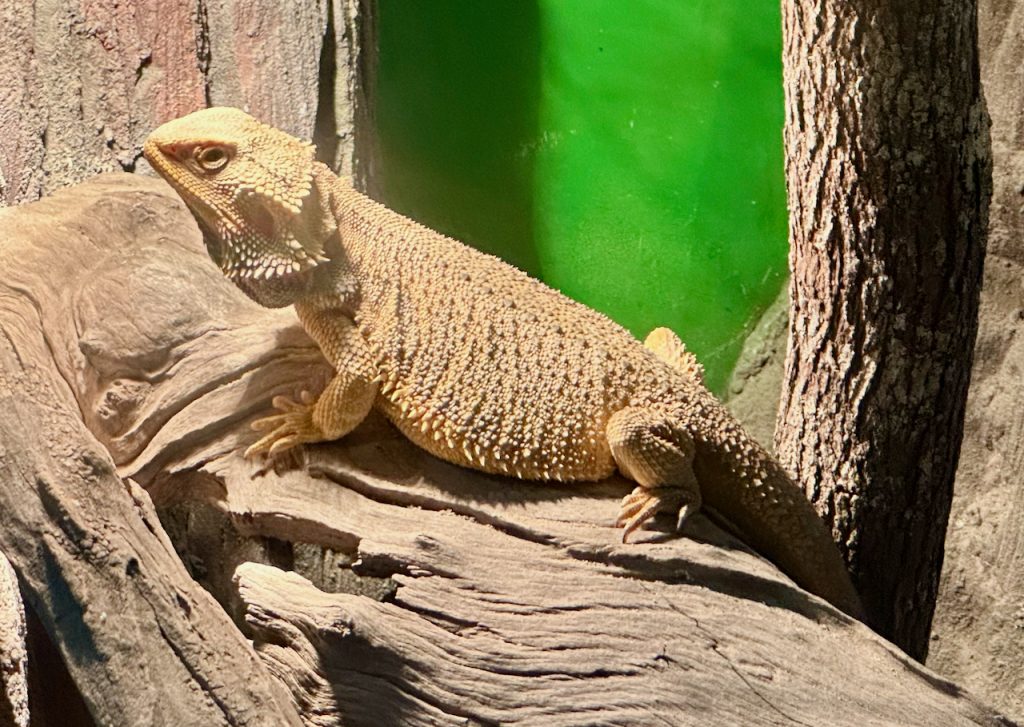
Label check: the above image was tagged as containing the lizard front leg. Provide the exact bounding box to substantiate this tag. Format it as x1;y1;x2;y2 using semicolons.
246;312;378;458
607;406;702;542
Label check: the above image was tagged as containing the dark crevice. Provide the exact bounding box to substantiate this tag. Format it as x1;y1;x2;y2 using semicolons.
313;1;339;168
315;463;561;551
351;0;379;192
24;602;95;726
265;536;296;571
117;149;144;173
134;52;152;85
195;0;213;107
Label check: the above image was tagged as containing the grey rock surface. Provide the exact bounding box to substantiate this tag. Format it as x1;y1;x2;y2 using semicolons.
929;1;1024;715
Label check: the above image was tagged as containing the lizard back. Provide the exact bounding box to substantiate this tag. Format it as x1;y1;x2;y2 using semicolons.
335;183;693;481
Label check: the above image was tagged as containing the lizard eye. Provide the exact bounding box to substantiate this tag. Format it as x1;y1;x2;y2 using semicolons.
196;145;230;173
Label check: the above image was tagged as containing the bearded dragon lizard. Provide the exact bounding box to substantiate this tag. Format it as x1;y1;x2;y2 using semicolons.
144;107;863;619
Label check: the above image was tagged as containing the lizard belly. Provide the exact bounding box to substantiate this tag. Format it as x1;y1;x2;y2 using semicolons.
376;390;618;481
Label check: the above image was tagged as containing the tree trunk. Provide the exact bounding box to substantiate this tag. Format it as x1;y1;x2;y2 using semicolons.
777;0;991;660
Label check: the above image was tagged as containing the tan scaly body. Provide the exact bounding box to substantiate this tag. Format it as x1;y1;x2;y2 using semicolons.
145;107;864;619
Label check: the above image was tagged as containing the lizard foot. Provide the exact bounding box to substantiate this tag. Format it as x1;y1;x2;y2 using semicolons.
616;485;699;543
245;391;324;459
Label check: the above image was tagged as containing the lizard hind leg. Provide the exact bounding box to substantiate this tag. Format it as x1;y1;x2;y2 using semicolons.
607;406;702;542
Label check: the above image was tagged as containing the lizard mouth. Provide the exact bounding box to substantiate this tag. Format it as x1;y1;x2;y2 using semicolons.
143;135;324;309
147;139;250;222
143;140;185;190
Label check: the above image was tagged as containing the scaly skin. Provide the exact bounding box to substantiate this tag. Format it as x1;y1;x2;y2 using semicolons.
144;107;863;619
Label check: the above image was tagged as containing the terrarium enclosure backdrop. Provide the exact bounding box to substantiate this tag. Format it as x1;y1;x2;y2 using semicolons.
0;0;1021;723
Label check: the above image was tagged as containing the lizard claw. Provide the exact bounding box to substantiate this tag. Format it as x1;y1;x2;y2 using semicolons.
245;390;323;459
616;486;696;543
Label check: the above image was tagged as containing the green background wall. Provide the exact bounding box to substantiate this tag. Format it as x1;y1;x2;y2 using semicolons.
373;1;788;394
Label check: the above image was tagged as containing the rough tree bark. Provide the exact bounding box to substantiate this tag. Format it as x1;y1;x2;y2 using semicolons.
0;0;364;207
0;552;26;727
777;0;991;660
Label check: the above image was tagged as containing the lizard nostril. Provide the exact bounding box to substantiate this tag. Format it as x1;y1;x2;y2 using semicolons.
154;141;183;158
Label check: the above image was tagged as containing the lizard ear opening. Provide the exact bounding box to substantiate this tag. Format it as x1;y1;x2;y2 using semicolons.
247;201;277;241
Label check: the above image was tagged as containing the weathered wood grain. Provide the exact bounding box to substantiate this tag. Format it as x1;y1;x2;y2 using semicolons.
0;174;302;726
20;172;1010;726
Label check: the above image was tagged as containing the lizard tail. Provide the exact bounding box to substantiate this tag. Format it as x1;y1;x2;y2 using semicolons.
691;405;864;620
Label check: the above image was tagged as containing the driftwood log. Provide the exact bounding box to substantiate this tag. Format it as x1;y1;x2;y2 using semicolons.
0;173;1015;726
0;175;302;725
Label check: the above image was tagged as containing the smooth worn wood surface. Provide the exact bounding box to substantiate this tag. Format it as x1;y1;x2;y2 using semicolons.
0;172;1009;726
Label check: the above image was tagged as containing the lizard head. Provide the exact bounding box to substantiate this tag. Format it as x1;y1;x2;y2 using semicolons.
144;107;335;307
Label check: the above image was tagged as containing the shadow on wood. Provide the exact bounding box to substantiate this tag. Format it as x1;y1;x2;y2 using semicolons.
0;174;1014;726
